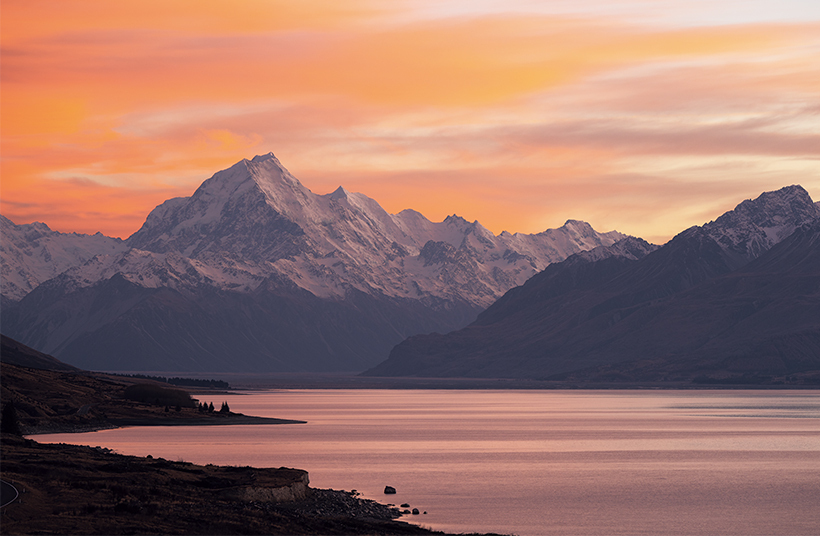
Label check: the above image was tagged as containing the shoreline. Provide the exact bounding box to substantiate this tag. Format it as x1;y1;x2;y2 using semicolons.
1;433;449;535
103;371;820;391
22;413;307;436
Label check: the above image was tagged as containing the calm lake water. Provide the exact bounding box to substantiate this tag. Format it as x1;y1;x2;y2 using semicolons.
37;390;820;535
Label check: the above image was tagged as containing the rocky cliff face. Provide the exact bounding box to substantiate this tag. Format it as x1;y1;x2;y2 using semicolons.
220;472;310;503
1;153;625;372
364;186;820;382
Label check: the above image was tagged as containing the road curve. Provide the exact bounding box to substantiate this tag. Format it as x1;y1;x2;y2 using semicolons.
1;479;19;508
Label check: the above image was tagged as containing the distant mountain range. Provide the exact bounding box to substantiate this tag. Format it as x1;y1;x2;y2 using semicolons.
364;186;820;384
0;153;624;372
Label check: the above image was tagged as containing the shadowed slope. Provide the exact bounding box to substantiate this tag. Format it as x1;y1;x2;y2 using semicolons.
364;187;820;383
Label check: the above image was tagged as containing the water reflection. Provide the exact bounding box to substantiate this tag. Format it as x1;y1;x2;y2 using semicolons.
36;390;820;535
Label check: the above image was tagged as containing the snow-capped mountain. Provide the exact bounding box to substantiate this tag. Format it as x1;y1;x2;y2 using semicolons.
0;215;127;300
365;185;820;381
702;185;820;265
1;153;625;372
118;153;623;306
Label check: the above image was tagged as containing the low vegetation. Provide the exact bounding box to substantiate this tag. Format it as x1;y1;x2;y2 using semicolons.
123;383;196;408
114;373;230;389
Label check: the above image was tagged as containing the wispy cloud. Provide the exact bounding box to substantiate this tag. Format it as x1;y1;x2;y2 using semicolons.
1;1;818;241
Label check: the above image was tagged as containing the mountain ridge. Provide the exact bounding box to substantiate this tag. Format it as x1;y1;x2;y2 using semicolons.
1;153;626;372
363;185;820;382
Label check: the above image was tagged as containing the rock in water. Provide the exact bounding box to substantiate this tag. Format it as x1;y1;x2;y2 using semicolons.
384;486;396;494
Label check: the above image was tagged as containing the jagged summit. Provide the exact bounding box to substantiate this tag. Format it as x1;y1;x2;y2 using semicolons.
707;185;817;228
181;152;306;214
444;214;470;224
365;185;820;381
552;219;599;238
248;152;278;163
326;186;351;201
0;215;127;300
703;184;820;262
126;154;317;256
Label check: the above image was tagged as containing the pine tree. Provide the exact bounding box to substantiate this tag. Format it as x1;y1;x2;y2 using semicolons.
220;401;230;413
208;402;214;413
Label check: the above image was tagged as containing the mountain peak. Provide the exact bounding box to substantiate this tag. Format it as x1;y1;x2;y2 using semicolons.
249;152;278;163
730;185;815;217
561;219;595;233
703;184;819;260
443;214;470;226
710;185;817;226
327;186;351;201
126;154;313;254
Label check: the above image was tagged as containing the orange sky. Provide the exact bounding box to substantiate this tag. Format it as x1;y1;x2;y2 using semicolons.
2;1;819;244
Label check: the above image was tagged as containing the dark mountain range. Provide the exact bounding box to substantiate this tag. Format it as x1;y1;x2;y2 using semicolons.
0;153;624;373
364;186;820;383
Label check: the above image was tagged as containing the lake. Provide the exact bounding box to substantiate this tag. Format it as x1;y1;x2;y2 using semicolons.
37;390;820;535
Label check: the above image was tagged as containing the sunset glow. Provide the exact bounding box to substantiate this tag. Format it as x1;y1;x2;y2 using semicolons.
2;1;819;243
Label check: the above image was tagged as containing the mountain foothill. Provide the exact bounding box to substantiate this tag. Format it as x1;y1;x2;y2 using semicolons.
2;153;818;384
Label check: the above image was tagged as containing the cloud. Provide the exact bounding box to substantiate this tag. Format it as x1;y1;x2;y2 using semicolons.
1;3;819;243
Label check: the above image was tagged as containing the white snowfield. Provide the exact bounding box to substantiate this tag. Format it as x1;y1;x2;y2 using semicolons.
2;153;628;306
0;215;128;300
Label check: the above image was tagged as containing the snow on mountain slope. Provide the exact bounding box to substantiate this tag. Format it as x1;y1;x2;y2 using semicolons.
364;186;820;380
49;249;270;296
0;215;128;300
118;152;626;307
703;185;820;265
2;152;626;310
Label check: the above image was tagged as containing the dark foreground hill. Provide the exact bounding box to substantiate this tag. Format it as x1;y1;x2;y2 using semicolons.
0;335;301;434
1;334;79;371
365;187;820;385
